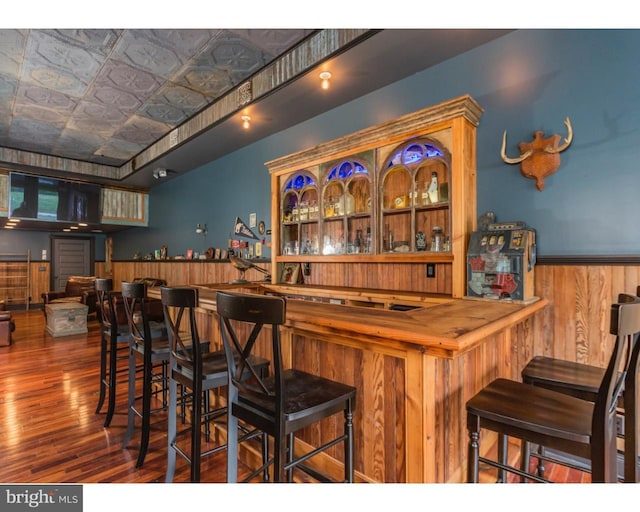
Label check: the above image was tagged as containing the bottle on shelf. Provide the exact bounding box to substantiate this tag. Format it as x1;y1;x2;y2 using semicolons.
431;226;444;252
335;193;344;216
421;181;431;206
325;196;335;217
365;227;372;253
428;172;439;203
355;229;363;253
299;201;308;221
344;188;355;215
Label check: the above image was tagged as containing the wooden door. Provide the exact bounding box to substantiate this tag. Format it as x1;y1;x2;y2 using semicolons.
51;236;94;290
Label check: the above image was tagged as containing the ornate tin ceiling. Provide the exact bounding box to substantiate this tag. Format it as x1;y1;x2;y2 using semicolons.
0;29;314;167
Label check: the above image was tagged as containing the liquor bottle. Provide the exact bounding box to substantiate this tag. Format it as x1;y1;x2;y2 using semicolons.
344;189;355;215
421;181;431;205
355;229;363;253
365;227;372;253
428;172;439;203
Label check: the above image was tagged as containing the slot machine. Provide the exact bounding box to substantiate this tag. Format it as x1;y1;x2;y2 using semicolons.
466;221;537;301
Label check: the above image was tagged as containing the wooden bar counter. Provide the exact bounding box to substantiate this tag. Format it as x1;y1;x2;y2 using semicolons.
149;282;547;483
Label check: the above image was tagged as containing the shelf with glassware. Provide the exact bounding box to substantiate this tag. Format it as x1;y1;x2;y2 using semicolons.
279;158;376;258
267;94;483;296
319;158;373;256
276;143;456;264
281;172;320;256
379;148;451;254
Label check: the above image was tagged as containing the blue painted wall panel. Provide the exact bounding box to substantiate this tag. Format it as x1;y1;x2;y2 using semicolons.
99;30;640;258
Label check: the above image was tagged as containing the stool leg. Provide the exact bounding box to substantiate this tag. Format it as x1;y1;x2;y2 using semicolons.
190;382;202;482
95;330;108;414
467;428;480;483
226;385;239;483
103;333;118;427
136;351;153;468
497;434;507;483
165;370;178;483
274;427;286;483
625;361;639;482
261;431;269;482
520;440;531;482
345;398;354;483
122;347;136;449
536;445;546;478
287;433;294;482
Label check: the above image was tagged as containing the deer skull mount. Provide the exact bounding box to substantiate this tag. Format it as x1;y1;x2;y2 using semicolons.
500;117;573;191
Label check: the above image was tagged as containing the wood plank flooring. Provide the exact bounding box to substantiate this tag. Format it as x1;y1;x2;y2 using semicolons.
0;309;589;484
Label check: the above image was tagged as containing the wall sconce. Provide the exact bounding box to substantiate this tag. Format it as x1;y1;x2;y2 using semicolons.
319;71;332;90
241;115;251;130
196;223;207;236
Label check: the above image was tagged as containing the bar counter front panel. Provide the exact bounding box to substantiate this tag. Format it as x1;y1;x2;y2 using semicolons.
148;281;547;483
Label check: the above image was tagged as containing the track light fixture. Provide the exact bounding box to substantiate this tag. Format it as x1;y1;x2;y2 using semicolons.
196;223;207;236
152;168;168;179
241;115;251;129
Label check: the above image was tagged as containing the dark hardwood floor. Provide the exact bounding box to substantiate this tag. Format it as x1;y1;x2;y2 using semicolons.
0;309;590;484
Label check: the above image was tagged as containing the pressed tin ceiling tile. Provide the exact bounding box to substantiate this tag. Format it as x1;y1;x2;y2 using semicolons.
111;114;170;146
0;28;316;168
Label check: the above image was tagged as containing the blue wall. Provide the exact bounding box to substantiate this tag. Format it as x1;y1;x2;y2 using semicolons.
106;29;640;258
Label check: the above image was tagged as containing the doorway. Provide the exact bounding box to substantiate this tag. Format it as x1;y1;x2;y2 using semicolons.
50;236;95;291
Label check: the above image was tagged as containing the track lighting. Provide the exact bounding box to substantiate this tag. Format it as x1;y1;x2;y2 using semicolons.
242;115;251;130
196;223;207;236
152;168;168;179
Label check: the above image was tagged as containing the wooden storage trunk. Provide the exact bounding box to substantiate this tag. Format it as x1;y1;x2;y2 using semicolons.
46;302;89;337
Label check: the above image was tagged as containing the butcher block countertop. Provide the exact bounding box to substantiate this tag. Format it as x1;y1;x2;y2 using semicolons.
154;283;548;359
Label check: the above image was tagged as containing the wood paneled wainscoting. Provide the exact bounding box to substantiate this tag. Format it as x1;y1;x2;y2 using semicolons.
108;257;633;482
532;256;640;369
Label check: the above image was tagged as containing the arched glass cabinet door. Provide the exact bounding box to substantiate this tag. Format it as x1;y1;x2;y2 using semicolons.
281;171;319;255
321;159;372;255
379;137;451;253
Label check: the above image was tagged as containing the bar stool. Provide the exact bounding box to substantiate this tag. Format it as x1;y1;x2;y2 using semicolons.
161;286;268;482
466;294;640;483
520;290;640;482
120;281;173;468
217;290;357;483
95;278;131;428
